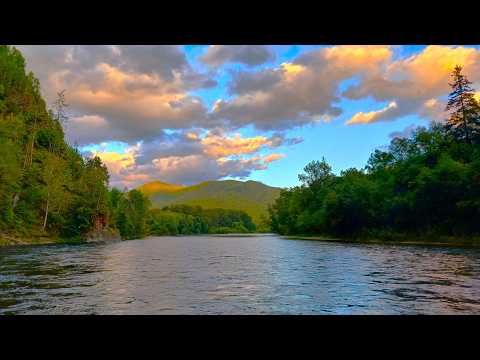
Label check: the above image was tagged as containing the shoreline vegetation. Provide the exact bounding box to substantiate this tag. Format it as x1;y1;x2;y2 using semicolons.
282;235;480;248
3;232;480;249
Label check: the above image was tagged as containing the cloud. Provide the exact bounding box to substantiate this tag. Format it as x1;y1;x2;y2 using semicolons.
87;143;140;180
17;45;215;145
213;46;393;130
199;129;290;158
418;98;447;123
200;45;275;67
342;45;480;124
134;128;300;165
104;151;286;189
263;153;286;163
20;45;480;141
346;101;398;125
58;62;211;143
65;115;110;145
212;45;480;130
87;130;294;188
389;124;419;139
228;68;283;95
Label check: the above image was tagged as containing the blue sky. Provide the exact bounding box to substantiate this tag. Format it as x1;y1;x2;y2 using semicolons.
18;45;480;188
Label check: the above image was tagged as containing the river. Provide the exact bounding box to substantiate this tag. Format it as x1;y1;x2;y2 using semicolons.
1;234;479;314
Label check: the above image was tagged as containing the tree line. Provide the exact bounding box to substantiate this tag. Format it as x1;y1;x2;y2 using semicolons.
269;65;480;241
108;191;257;239
148;204;256;236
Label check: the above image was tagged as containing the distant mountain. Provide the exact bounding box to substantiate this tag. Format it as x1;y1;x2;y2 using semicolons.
138;180;282;224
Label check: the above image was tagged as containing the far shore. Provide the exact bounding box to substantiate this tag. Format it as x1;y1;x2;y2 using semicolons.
2;232;480;249
282;235;480;248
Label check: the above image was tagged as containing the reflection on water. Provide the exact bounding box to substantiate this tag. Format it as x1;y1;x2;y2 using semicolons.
1;235;480;314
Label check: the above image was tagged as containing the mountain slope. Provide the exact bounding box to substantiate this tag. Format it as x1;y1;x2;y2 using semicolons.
138;181;185;195
138;180;282;224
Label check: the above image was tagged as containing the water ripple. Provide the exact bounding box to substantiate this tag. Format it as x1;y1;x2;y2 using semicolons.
1;235;480;314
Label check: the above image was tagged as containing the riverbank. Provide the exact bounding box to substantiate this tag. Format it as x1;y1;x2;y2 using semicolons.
0;228;121;248
3;231;479;249
0;234;57;247
282;234;480;248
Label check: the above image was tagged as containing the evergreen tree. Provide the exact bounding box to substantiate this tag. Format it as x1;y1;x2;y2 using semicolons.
445;65;480;144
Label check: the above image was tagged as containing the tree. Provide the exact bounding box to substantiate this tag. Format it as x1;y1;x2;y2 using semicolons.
298;158;333;187
51;90;69;126
41;153;69;231
445;65;480;144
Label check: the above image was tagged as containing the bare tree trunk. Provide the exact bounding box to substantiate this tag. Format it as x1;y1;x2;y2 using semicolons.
43;192;49;231
12;193;19;210
23;117;37;169
459;85;470;144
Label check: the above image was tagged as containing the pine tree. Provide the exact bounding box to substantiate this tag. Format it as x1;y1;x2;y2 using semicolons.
445;65;480;143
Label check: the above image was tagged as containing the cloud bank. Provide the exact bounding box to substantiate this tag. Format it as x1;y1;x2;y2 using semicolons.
17;45;480;187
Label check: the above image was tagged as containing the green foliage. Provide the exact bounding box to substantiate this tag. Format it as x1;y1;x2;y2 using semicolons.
270;124;480;238
109;188;151;240
141;179;280;227
148;204;256;236
298;158;333;187
0;45;111;242
445;65;480;144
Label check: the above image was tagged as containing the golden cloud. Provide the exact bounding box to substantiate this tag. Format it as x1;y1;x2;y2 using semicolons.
90;144;139;175
263;153;286;163
201;132;274;158
346;102;398;125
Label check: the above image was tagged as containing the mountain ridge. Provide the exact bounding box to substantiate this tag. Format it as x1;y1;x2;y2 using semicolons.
138;179;282;224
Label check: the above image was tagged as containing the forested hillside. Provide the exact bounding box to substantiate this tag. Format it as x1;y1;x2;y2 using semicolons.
0;45;156;245
0;45;112;244
140;179;280;226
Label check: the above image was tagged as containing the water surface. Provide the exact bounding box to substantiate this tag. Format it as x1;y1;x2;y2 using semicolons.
1;235;479;314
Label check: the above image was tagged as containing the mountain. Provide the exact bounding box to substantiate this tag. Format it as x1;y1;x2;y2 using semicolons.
138;180;282;224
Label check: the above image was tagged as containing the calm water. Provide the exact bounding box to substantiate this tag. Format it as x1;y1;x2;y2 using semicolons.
1;235;480;314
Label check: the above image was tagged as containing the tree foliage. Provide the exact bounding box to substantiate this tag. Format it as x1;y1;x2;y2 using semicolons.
148;204;256;236
0;45;112;242
445;65;480;144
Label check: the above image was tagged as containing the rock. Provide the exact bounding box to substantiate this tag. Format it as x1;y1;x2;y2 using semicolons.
85;228;122;244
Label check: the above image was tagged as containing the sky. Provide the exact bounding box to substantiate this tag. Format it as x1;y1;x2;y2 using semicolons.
16;45;480;189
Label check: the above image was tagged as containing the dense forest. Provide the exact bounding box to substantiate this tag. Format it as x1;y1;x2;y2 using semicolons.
149;204;256;236
0;45;256;245
269;65;480;241
0;45;114;244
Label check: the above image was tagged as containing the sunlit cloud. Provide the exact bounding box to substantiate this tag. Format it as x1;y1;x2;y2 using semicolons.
346;102;398;125
213;45;393;130
83;130;291;188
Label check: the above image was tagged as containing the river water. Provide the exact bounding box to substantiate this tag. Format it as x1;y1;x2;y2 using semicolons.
1;235;479;314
